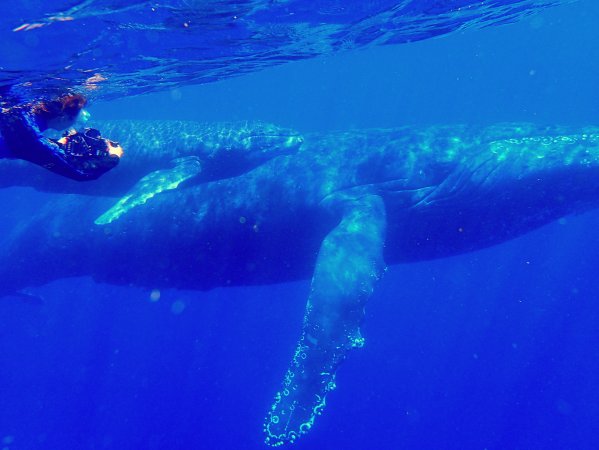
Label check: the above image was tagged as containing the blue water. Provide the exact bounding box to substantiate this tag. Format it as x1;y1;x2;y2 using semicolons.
2;1;599;449
0;0;569;102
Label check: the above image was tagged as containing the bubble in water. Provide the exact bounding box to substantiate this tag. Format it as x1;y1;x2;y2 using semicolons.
170;89;182;101
171;300;186;315
149;289;161;302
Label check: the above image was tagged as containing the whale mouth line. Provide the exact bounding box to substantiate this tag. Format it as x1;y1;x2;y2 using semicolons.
246;134;302;138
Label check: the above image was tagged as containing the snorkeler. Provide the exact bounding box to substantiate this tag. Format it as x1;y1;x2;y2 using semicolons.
0;93;122;181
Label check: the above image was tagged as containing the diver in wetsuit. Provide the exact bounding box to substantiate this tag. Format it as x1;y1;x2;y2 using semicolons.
0;93;122;181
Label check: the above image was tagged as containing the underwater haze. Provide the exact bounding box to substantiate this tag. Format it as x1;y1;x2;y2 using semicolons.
2;1;599;450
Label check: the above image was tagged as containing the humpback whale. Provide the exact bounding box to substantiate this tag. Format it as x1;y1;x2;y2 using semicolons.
0;120;304;195
1;120;303;224
2;122;599;446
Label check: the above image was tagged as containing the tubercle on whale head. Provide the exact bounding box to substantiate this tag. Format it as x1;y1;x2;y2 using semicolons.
462;131;599;214
279;134;304;154
286;134;304;148
486;133;599;171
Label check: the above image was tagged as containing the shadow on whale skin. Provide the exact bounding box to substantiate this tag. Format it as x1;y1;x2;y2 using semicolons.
3;123;599;446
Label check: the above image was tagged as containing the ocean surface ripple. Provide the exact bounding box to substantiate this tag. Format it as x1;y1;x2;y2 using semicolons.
0;0;571;105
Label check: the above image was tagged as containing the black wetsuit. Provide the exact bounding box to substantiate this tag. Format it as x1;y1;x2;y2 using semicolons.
0;106;117;181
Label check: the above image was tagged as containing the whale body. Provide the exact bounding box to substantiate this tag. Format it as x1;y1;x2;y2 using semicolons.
2;122;599;446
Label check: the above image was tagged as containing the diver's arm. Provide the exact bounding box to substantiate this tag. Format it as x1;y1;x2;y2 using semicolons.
0;107;118;181
0;107;61;164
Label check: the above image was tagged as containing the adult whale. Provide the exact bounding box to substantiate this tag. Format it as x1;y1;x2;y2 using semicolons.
2;123;599;446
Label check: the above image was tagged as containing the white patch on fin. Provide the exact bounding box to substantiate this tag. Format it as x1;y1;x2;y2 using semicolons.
95;156;202;225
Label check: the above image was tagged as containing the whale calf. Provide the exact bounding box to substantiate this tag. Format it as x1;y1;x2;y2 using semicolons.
2;123;599;446
0;120;304;195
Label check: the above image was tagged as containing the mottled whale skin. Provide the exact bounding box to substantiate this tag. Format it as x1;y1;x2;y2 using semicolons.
2;122;599;446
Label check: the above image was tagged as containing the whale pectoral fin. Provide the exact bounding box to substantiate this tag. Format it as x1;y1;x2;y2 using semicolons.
95;156;202;225
264;194;387;447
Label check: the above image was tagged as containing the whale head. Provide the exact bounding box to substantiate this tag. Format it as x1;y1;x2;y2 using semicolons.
473;129;599;209
235;122;304;159
190;121;304;181
389;125;599;262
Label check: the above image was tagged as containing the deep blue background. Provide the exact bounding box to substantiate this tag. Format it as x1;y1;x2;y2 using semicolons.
2;1;599;449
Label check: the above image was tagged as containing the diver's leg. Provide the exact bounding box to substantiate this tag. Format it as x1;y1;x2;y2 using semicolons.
264;194;386;446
